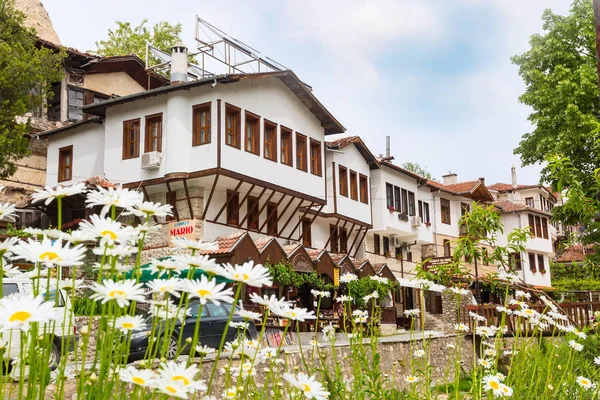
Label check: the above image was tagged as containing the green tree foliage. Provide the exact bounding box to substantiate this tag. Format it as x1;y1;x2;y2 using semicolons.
266;262;333;290
0;0;64;179
401;161;434;180
347;277;398;308
95;19;192;65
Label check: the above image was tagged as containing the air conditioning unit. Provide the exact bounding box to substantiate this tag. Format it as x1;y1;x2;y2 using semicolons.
411;216;422;227
141;151;162;169
391;237;401;247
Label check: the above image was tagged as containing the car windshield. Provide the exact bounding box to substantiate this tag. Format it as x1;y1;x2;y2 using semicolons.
188;302;209;318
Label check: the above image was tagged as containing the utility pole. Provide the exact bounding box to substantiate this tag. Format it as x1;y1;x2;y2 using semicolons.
593;0;600;95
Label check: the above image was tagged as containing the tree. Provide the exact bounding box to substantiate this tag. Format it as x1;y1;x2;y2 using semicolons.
401;161;434;180
95;20;190;65
0;0;64;179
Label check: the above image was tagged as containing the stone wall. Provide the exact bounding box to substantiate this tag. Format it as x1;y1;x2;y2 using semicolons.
441;292;476;327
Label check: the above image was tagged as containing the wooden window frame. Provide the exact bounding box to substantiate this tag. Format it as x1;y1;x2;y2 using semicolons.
330;225;339;253
266;202;278;236
296;133;307;172
225;104;241;149
340;166;349;197
394;186;401;211
510;252;522;271
418;200;423;219
58;145;73;182
408;191;416;216
525;197;534;208
542;217;549;239
535;216;542;238
122;118;140;160
349;170;358;201
441;198;451;225
373;234;381;254
340;228;348;253
263;120;277;162
247;196;259;230
424;202;430;222
528;252;537;272
244;111;260;155
385;183;393;208
192;102;211;146
537;254;546;274
383;236;390;256
528;214;535;236
226;190;240;226
166;191;177;222
359;174;368;204
401;189;408;214
443;239;451;257
301;218;312;247
309;139;322;176
280;126;293;167
144;113;163;153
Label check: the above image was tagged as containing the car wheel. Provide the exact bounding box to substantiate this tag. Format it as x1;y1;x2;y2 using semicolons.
48;342;60;371
165;336;178;359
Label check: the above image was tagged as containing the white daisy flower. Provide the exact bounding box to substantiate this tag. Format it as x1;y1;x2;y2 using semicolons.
59;230;97;243
258;347;278;360
11;237;86;268
339;273;358;283
148;258;185;278
158;360;206;392
79;215;138;246
482;374;503;395
478;359;493;369
1;264;23;278
174;254;222;275
594;356;600;365
20;267;48;279
22;228;45;238
92;261;133;274
126;201;173;219
229;321;249;330
568;340;583;352
446;343;456;349
92;244;138;258
283;372;330;400
0;237;18;258
370;276;389;285
89;279;146;308
218;261;272;287
454;323;469;333
0;203;16;222
404;309;420;318
413;349;425;358
195;344;216;356
223;387;237;398
154;378;190;398
468;311;486;322
249;293;291;309
270;304;316;322
574;329;587;340
31;183;86;205
236;307;261;321
448;286;471;296
311;289;330;298
499;384;513;397
183;275;234;305
363;290;379;303
576;376;593;389
475;326;498;337
114;315;146;334
335;295;353;303
171;238;219;252
146;278;184;298
0;293;57;332
496;306;512;315
404;375;420;384
119;365;156;387
498;270;520;283
85;186;142;217
322;324;336;341
132;222;161;237
149;301;190;321
55;279;85;292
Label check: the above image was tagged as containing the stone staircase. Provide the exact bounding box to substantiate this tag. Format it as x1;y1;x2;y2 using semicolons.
423;312;450;332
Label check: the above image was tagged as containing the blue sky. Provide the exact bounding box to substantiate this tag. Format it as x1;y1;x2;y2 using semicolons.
42;0;571;184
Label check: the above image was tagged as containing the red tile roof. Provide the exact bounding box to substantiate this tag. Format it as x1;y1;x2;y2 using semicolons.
492;200;551;216
253;237;272;252
372;263;387;274
556;244;594;263
489;183;558;201
283;244;302;257
329;253;348;265
326;136;380;168
83;176;116;189
306;248;326;260
326;136;359;149
428;179;480;194
200;232;246;255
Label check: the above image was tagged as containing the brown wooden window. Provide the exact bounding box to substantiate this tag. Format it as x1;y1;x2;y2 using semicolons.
247;196;259;230
359;174;368;204
225;104;241;149
441;198;451;224
192;102;211;145
339;166;348;197
266;203;278;236
538;254;546;273
245;111;260;155
144;114;162;152
58;146;73;182
309;139;322;176
373;234;381;254
296;133;307;172
122;119;140;159
226;190;239;226
385;183;393;208
424;202;430;222
401;189;408;214
280;126;293;166
408;191;415;216
301;218;311;247
525;197;534;208
461;202;470;216
383;236;390;256
535;216;542;238
528;214;535;236
349;170;358;201
542;217;549;239
264;120;277;161
394;186;401;211
509;252;522;271
166;191;177;222
528;252;537;272
330;225;339;253
443;239;451;257
340;229;348;253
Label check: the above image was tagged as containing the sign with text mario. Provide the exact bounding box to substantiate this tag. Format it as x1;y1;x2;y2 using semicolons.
168;219;197;247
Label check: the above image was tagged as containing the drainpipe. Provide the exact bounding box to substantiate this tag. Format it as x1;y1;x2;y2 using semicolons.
515;211;527;287
432;190;440;257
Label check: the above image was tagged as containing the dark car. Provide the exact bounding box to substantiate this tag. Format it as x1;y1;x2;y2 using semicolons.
128;301;258;361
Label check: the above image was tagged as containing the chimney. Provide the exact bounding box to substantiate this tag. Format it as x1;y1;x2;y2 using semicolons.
170;41;188;84
442;172;457;185
385;136;391;158
511;165;518;189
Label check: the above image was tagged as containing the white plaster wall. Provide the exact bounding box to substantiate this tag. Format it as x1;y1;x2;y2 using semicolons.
432;193;463;238
521;253;552;287
324;144;371;224
83;72;145;97
417;186;434;243
46;123;105;187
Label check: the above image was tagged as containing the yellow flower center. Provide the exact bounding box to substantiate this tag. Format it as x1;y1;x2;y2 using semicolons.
302;384;311;392
226;390;236;398
407;377;415;382
122;322;134;329
40;252;60;261
165;385;177;394
9;311;31;323
100;230;118;240
234;273;250;281
132;376;145;385
582;379;590;385
502;386;509;393
197;289;211;297
172;375;190;385
160;286;167;292
109;290;125;298
490;381;499;390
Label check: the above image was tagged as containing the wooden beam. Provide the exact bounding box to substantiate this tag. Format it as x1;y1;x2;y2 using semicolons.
182;178;194;219
141;186;159;223
288;201;315;241
332;161;337;214
238;186;267;228
304;203;323;240
212;179;243;223
344;222;357;254
201;173;220;220
352;227;369;258
349;226;366;257
259;193;286;233
278;198;303;237
251;189;276;231
164;181;179;221
234;183;257;227
337;219;349;252
323;217;341;251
